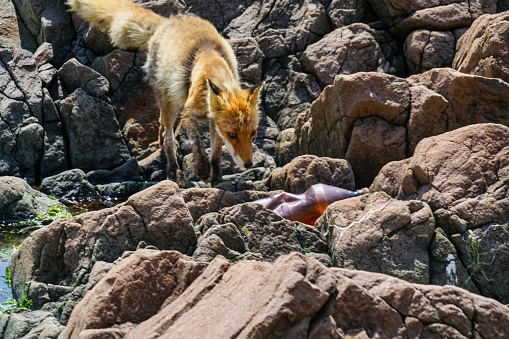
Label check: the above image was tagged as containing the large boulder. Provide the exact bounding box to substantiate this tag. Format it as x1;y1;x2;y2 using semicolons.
60;250;207;338
301;23;390;88
453;12;509;83
59;251;509;338
374;123;509;303
58;89;131;172
315;192;435;284
294;68;509;187
10;181;197;320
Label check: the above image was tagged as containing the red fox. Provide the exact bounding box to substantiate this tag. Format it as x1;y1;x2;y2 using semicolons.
67;0;263;186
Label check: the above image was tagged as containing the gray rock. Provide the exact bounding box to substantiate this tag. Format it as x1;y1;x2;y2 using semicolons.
12;0;75;64
40;169;95;198
95;181;157;199
58;89;131;172
275;128;298;167
41;121;68;179
0;48;43;122
0;310;64;339
58;58;110;99
0;176;56;221
33;42;53;67
262;55;321;129
86;157;142;185
214;203;304;262
229;37;263;86
430;227;479;294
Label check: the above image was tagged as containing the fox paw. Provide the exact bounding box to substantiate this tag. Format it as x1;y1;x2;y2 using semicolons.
195;156;211;183
210;175;224;187
168;169;185;188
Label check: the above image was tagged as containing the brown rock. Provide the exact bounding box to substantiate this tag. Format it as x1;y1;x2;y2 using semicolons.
453;12;509;83
295;69;509;187
370;158;411;198
404;30;455;74
10;181;197;309
265;155;355;194
182;187;270;222
60;250;207;338
375;123;509;302
64;252;509;338
407;68;509;133
301;24;388;88
128;252;334;338
315;192;435;284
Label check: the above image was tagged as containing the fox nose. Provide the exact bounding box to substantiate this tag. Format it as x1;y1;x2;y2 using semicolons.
244;160;253;168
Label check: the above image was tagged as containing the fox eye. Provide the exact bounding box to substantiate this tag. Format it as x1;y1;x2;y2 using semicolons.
228;132;237;139
251;131;256;138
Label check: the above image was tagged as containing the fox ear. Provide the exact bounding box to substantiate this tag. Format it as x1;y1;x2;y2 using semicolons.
208;79;223;96
248;81;264;106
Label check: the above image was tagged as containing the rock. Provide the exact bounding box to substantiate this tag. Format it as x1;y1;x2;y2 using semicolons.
185;0;244;31
92;51;160;157
375;123;509;302
332;268;509;338
430;227;479;294
182;187;270;222
86;157;142;185
370;158;411;198
12;0;75;64
0;176;56;221
453;12;509;83
60;249;207;338
263;56;321;130
0;309;64;339
295;69;509;187
315;192;435;284
265;155;355;193
407;68;509;134
57;58;110;99
0;0;24;49
58;89;131;172
275;128;298;167
40;169;95;198
301;23;389;88
33;42;53;67
60;252;509;338
225;0;331;54
38;63;57;87
10;181;197;317
367;0;497;39
195;203;304;262
404;29;455;74
128;253;334;338
295;72;410;187
229;37;263;86
327;0;375;29
95;181;157;199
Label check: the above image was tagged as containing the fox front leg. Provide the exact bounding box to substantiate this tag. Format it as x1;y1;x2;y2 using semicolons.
183;118;211;183
209;120;223;187
158;99;185;187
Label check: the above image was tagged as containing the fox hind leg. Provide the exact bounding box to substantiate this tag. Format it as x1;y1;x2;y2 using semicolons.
158;97;185;187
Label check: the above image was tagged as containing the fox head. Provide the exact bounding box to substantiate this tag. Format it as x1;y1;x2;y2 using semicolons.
207;80;264;169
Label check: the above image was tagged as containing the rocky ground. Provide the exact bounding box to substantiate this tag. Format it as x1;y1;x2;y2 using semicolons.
1;0;509;338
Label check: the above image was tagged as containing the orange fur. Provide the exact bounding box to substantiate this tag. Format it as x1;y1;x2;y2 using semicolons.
67;0;263;186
